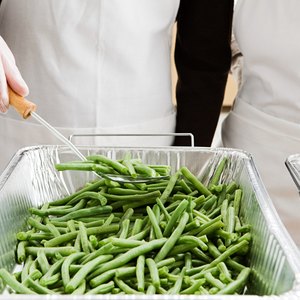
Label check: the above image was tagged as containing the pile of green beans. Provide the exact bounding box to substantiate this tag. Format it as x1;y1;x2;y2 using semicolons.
0;155;251;295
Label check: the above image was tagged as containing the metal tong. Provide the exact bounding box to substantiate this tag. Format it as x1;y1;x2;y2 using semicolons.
8;87;169;183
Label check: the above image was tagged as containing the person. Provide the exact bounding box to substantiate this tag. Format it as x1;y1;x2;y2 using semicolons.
0;0;233;172
221;0;300;246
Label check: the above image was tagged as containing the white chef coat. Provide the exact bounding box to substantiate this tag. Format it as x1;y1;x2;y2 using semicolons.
222;0;300;246
0;0;179;171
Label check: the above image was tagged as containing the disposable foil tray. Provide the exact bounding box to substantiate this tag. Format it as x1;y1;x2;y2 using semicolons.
0;145;300;300
286;154;300;193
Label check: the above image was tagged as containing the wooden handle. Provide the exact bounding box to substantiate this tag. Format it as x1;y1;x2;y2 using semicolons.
8;86;37;119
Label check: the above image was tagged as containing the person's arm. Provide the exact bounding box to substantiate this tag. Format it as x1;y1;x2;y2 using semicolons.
174;0;234;146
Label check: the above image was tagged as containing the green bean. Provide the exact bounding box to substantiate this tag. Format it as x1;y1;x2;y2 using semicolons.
226;259;246;272
31;199;87;217
159;171;181;204
217;238;226;252
226;181;238;194
158;266;169;278
39;273;61;286
55;162;110;173
26;246;77;257
205;272;225;289
21;255;33;282
163;199;188;237
207;206;221;219
37;250;50;275
114;277;142;294
187;196;195;223
165;200;181;213
76;219;107;226
23;277;56;294
204;240;249;270
106;189;160;203
65;254;113;293
111;238;144;248
128;226;151;241
181;167;211;196
177;179;193;194
67;220;76;232
221;199;228;225
233;189;242;216
172;193;195;201
44;224;119;247
121;152;137;178
191;248;212;263
217;267;251;294
192;210;211;222
115;267;136;279
146;206;163;239
180;278;206;294
119;219;130;239
146;181;169;189
78;222;90;254
61;252;85;287
108;187;148;195
184;219;200;232
121;198;159;211
185;265;207;276
89;269;116;288
146;284;156;294
27;216;51;231
167;243;198;257
217;262;232;283
188;215;221;236
50;180;105;206
39;258;65;286
168;267;185;294
201;195;218;212
155;197;170;221
156;257;176;269
104;178;121;188
86;281;115;295
133;163;157;177
17;241;28;264
190;266;219;280
177;236;208;251
112;288;124;294
87;154;129;174
23;269;43;284
74;232;82;252
94;238;166;275
17;231;52;241
226;206;235;234
184;252;192;270
131;219;143;236
146;258;160;288
71;279;86;295
216;229;237;241
54;205;112;222
208;157;228;189
155;212;189;262
148;164;170;174
81;243;114;266
45;222;61;237
89;235;98;249
136;255;145;292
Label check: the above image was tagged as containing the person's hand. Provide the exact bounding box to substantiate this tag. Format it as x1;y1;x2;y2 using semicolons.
0;36;29;113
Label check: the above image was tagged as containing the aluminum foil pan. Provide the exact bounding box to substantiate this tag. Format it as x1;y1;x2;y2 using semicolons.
286;154;300;193
0;145;300;300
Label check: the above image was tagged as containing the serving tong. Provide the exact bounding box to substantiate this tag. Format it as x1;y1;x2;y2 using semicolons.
8;87;169;183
